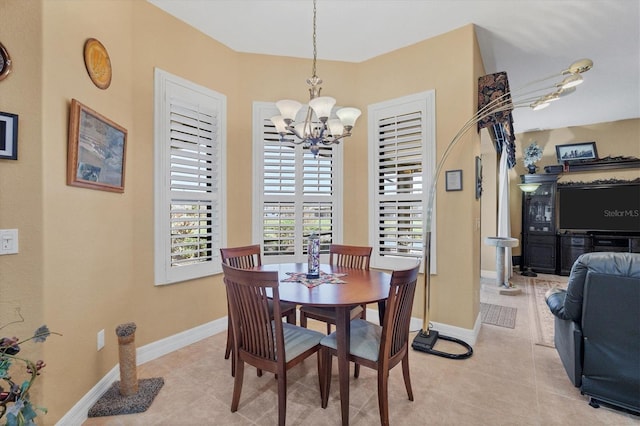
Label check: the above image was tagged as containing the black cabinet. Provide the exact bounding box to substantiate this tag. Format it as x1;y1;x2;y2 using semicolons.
521;166;639;276
559;234;592;275
558;233;640;275
521;173;559;274
527;235;557;273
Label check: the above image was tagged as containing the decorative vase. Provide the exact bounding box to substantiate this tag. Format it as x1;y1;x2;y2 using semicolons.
527;164;538;174
306;232;320;279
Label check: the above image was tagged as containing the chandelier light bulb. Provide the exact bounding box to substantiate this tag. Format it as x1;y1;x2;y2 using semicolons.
564;58;594;75
309;96;336;121
558;74;583;89
276;100;302;122
294;122;309;139
270;115;288;134
336;107;362;128
531;100;551;111
327;118;344;136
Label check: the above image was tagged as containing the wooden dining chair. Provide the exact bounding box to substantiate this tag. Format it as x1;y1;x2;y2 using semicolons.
319;262;420;426
220;245;298;376
299;244;373;334
222;263;325;426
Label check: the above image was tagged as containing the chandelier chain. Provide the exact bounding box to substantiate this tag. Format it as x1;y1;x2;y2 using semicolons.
311;0;317;79
271;0;362;157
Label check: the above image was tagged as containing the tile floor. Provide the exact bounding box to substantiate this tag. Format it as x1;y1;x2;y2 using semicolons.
83;274;639;425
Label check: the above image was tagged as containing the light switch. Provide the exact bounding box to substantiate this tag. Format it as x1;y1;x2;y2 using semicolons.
0;229;19;255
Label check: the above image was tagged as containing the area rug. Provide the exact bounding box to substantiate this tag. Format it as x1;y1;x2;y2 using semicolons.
528;277;569;348
480;303;517;328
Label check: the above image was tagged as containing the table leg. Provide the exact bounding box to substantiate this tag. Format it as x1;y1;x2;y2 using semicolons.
335;306;350;426
377;300;386;324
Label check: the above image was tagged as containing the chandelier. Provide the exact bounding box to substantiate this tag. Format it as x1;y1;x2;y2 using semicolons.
270;0;361;157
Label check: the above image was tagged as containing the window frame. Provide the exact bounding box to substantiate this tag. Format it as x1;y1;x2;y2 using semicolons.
252;101;343;264
154;68;227;285
368;90;436;272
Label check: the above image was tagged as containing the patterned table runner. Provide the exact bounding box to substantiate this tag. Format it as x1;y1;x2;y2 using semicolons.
281;271;347;288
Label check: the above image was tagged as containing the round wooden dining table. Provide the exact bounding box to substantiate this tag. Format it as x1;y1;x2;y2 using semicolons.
257;263;391;426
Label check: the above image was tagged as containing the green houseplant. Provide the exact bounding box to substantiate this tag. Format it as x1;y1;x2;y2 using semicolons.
1;321;59;426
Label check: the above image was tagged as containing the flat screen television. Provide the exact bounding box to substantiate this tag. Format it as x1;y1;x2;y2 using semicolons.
558;184;640;233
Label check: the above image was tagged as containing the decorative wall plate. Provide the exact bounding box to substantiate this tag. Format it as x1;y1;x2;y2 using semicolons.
0;42;12;81
83;38;112;89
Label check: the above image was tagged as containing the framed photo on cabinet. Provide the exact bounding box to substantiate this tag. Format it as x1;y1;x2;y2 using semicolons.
67;99;127;193
555;141;598;163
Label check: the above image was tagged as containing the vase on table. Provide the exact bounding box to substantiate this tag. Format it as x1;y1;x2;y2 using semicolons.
307;232;320;279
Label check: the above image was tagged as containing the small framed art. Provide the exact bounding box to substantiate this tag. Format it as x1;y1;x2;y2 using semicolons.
445;169;463;191
67;99;127;193
0;111;18;160
555;141;598;163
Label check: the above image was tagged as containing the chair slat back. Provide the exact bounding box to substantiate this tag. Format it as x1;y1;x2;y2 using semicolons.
380;263;420;359
329;244;372;270
222;263;284;363
220;244;262;269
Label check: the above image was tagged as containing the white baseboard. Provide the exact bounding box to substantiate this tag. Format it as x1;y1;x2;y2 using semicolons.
481;269;497;279
366;308;480;346
56;317;227;426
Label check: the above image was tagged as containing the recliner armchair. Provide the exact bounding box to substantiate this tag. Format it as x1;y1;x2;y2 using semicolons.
545;252;640;414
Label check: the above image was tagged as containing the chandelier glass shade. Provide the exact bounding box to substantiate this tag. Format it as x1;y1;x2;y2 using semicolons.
270;0;361;157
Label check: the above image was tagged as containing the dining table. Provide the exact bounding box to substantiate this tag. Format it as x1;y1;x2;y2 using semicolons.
257;262;391;426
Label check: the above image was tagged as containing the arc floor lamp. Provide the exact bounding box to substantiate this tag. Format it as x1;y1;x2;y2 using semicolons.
412;59;594;358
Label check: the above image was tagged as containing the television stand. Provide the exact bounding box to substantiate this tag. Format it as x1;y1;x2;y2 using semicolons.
558;232;640;275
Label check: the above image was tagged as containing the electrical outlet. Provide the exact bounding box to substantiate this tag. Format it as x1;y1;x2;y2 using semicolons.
97;329;105;351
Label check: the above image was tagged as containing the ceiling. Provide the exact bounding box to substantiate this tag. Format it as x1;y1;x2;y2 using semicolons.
148;0;640;134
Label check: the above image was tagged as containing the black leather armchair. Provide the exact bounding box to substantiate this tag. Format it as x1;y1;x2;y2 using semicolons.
545;252;640;414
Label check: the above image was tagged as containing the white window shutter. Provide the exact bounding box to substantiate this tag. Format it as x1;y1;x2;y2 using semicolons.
368;91;436;272
155;69;226;285
253;102;343;264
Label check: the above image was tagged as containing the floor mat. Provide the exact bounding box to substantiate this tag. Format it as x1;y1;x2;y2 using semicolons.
480;302;517;328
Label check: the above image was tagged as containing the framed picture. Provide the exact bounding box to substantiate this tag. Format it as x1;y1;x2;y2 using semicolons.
67;99;127;193
475;156;483;199
445;169;463;191
0;111;18;160
555;141;598;163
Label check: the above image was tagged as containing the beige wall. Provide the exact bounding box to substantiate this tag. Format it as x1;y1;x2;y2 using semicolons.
0;0;46;406
355;25;484;329
9;0;626;422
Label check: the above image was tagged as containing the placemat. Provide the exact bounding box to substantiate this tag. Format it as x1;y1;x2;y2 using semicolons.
281;271;347;288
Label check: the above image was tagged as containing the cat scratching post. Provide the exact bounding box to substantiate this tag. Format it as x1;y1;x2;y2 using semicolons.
116;322;138;396
87;322;164;418
484;237;521;295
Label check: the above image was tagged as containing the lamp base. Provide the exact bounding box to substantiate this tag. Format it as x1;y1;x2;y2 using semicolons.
306;273;320;279
412;329;439;351
412;329;473;360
